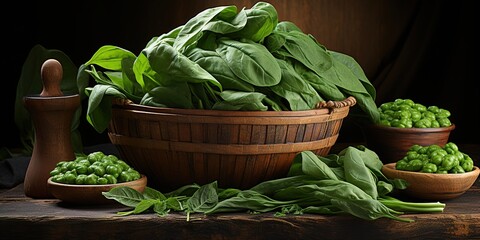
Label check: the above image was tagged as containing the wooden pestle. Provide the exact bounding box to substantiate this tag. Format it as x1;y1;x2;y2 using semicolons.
23;59;80;198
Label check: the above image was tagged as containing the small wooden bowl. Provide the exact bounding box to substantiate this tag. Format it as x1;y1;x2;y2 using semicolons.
47;175;147;205
363;124;455;163
382;163;479;201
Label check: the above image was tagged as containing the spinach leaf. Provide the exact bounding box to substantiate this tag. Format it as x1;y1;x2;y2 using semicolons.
186;181;219;213
288;151;338;180
341;146;378;199
84;45;136;71
140;82;194;109
216;38;281;87
212;90;269;111
205;190;294;214
293;61;346;101
282;30;333;75
142;40;221;91
85;85;126;133
186;48;255;92
331;198;412;222
102;186;146;208
227;1;278;42
173;5;238;52
271;59;323;110
329;50;376;100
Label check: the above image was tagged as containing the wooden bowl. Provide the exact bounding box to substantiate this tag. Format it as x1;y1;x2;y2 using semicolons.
108;97;356;192
382;163;479;200
363;124;455;163
47;175;147;205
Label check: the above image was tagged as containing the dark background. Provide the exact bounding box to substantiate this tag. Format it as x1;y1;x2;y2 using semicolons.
2;0;478;152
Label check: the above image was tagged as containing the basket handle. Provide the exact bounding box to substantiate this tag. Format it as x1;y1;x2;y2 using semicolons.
315;96;356;109
112;98;133;106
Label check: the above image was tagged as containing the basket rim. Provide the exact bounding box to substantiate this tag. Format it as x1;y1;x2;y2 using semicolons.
111;96;356;118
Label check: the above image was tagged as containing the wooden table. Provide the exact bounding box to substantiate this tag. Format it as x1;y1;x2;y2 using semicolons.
1;144;480;240
1;182;480;239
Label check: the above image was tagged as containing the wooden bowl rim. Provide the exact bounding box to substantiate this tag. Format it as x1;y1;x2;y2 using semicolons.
367;123;455;133
47;174;147;188
382;163;480;180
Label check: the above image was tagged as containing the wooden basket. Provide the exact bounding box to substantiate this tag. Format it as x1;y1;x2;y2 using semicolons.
108;97;356;192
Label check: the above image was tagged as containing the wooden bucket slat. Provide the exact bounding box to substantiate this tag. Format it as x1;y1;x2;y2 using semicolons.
108;97;356;191
109;133;339;155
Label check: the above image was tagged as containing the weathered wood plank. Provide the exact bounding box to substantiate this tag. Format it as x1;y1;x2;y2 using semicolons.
1;183;480;240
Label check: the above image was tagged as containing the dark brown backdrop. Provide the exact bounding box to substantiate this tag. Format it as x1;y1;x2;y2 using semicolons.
2;0;478;151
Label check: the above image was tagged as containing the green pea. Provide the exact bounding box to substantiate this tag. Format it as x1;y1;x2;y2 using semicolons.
103;174;118;184
85;174;99;185
87;151;105;164
63;172;77;184
75;164;88;174
437;117;451;127
97;177;108;185
421;163;437;173
50;168;61;176
51;174;65;183
119;171;134;183
75;174;87;184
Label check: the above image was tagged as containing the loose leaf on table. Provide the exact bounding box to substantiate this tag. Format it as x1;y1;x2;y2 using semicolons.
341;146;378;199
102;186;146;208
287;150;338;180
205;190;294;214
186;181;219;213
331;198;412;223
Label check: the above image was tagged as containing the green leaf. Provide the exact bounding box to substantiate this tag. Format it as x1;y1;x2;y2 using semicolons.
212;90;268;111
227;1;278;42
84;45;136;71
85;85;126;133
216;38;281;87
186;181;219;213
143;186;167;200
270;59;323;110
341;147;378;199
187;48;255;92
102;186;146;208
329;50;376;100
297;151;339;180
139;82;194;109
173;5;238;52
142;40;221;91
331;198;412;222
282;31;333;74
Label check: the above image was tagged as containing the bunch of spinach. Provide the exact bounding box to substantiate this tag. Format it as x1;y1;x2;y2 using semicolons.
103;146;445;222
79;2;380;133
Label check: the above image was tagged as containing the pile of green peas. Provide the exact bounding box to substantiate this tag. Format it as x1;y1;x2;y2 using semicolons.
377;98;452;128
50;151;141;185
395;142;475;174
